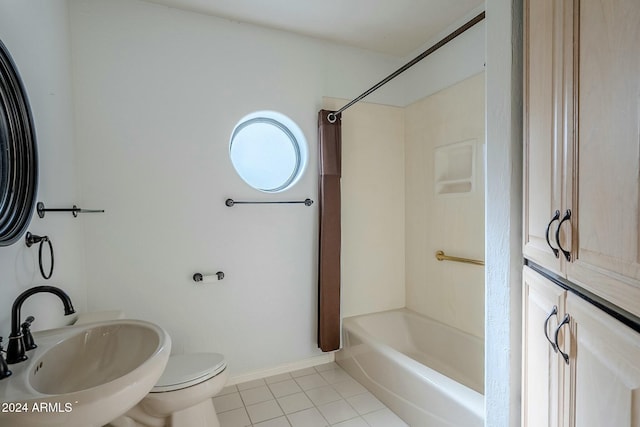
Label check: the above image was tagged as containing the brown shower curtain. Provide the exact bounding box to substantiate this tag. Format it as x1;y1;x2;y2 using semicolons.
317;110;341;352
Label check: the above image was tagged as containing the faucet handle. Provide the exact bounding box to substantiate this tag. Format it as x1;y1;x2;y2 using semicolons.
21;315;35;328
0;337;12;380
21;316;37;351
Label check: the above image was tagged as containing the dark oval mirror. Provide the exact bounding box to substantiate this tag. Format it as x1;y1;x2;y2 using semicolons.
0;39;38;246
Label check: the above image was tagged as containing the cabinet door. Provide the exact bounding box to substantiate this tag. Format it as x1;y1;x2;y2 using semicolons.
564;0;640;317
565;293;640;427
522;267;567;427
522;0;564;274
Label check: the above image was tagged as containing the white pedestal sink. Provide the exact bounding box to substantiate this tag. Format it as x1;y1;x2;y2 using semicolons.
0;319;171;427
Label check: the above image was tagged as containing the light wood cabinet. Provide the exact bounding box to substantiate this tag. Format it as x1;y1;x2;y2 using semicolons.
522;0;565;276
523;266;640;427
524;1;640;424
522;267;567;427
567;292;640;427
523;0;640;317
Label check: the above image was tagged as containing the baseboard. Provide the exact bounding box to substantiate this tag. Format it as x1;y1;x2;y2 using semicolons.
227;352;336;385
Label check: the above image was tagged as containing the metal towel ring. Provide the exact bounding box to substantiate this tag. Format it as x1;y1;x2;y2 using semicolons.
25;232;54;280
38;238;54;280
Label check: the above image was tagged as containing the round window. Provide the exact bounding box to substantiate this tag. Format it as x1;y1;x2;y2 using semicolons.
229;111;307;192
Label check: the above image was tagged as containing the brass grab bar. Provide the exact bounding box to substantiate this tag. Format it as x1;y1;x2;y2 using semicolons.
435;250;484;266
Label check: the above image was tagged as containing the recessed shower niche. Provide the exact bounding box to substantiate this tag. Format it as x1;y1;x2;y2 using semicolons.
434;139;477;196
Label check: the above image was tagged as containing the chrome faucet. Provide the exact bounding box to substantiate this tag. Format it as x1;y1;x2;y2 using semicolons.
5;285;75;364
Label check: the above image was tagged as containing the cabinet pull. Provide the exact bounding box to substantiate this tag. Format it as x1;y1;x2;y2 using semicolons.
545;210;561;258
553;313;571;364
555;209;572;261
543;305;559;351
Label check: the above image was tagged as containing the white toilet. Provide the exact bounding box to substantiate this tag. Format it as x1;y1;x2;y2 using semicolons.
110;352;228;427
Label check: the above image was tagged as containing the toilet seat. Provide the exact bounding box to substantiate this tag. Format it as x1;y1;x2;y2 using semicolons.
152;353;226;393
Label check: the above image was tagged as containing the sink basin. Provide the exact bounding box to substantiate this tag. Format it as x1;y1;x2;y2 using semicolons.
0;319;171;427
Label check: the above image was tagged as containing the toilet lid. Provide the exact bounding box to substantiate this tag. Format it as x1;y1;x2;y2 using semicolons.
152;353;226;393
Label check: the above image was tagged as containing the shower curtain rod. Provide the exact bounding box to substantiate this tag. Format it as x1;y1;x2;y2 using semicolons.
327;11;485;123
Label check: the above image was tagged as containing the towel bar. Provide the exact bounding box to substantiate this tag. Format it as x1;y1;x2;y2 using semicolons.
435;250;484;266
225;198;313;207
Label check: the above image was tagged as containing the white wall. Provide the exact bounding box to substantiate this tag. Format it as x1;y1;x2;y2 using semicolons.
68;0;416;377
398;12;486;106
405;73;485;339
485;0;523;425
0;0;487;381
0;1;86;335
0;2;520;422
323;98;406;318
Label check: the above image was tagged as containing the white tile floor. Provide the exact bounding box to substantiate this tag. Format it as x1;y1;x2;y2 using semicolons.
215;362;409;427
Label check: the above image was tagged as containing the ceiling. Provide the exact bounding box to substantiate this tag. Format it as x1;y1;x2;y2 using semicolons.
142;0;484;57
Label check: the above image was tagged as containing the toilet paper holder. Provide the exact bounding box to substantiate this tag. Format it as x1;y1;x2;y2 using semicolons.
193;272;224;282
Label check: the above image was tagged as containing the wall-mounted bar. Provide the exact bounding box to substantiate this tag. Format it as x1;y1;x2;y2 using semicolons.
435;250;484;266
225;198;313;207
37;202;104;218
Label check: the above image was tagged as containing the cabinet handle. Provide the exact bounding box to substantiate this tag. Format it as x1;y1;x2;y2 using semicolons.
555;209;572;261
543;305;559;352
553;313;571;364
545;210;561;258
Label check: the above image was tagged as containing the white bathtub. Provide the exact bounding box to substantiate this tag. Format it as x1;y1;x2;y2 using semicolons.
336;308;484;427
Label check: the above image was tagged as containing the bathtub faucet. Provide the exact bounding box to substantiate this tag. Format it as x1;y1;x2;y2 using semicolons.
5;285;75;364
